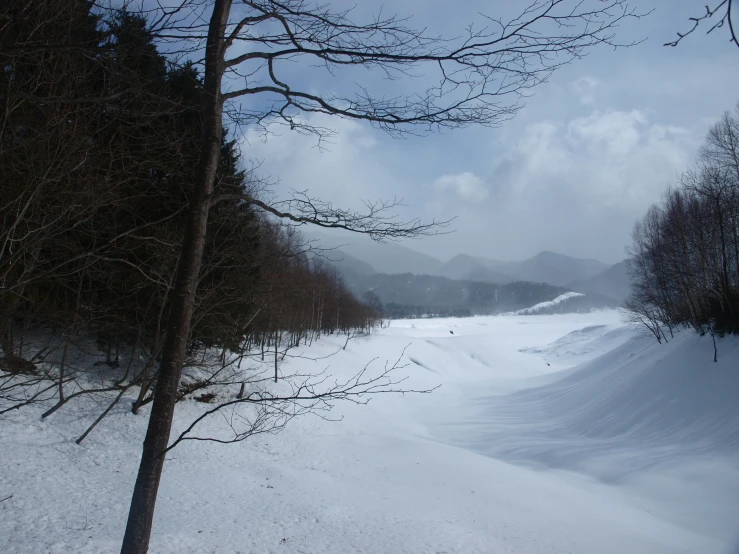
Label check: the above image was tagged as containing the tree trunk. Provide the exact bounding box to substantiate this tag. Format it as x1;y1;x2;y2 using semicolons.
132;343;161;415
58;339;69;403
120;2;232;552
274;327;279;382
1;317;14;358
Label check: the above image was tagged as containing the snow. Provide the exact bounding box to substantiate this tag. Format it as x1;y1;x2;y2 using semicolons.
507;291;584;315
2;311;739;553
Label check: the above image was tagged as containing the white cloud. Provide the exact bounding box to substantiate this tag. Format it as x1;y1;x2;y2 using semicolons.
218;0;739;264
433;172;488;202
416;107;700;263
449;108;699;261
567;109;646;157
498;109;695;206
236;107;707;264
240;114;396;212
570;76;600;106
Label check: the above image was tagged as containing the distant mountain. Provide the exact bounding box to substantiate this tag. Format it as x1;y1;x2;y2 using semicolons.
319;249;376;276
303;230;443;275
570;260;632;303
436;251;609;287
510;251;608;285
307;229;619;297
436;254;513;284
319;248;620;318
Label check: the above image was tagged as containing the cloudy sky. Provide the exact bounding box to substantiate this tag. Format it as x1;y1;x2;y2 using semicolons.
237;0;739;264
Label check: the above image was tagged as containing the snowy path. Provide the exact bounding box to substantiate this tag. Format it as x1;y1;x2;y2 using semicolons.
1;312;738;553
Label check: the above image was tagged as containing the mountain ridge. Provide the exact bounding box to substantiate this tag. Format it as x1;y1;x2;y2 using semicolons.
305;230;630;300
570;260;632;303
436;250;610;287
302;230;443;275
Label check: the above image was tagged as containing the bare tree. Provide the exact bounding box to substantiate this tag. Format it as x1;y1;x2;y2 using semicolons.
624;105;739;353
165;346;428;451
666;0;738;49
1;1;386;431
123;0;644;548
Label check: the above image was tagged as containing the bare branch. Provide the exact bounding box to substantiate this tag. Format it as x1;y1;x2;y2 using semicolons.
665;0;738;48
163;345;437;454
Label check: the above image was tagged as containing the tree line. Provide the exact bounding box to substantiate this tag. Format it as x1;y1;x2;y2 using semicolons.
0;1;380;407
625;105;739;351
346;273;573;318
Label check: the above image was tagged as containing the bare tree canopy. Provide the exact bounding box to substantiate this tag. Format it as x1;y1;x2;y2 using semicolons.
5;1;644;133
111;0;641;138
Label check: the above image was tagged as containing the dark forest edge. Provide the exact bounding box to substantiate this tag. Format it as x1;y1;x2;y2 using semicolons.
0;6;384;418
624;105;739;355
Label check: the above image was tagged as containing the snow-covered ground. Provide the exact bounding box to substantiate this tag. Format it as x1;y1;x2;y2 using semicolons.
2;311;739;553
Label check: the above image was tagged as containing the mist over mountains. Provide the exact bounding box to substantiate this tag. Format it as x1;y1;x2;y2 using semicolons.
570;260;632;302
306;230;443;275
304;231;630;316
436;251;609;287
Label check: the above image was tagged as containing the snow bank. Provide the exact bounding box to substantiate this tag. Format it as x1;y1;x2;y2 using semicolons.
519;323;634;367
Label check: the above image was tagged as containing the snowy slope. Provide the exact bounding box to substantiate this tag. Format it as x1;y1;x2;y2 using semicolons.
1;312;738;554
507;291;584;315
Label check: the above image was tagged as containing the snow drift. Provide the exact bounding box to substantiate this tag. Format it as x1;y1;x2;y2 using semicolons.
437;325;739;549
444;328;739;474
